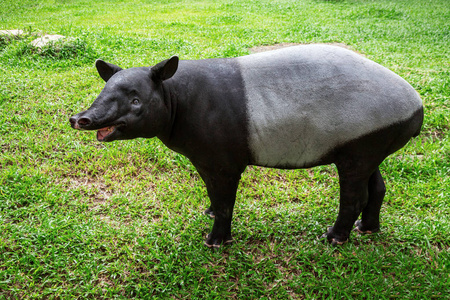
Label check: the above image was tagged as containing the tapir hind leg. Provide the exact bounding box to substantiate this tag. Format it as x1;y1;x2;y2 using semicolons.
355;167;386;233
322;164;373;245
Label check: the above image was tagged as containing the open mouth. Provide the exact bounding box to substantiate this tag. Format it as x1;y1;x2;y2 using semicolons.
97;126;116;141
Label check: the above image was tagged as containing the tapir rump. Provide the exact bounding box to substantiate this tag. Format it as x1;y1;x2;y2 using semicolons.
70;44;423;247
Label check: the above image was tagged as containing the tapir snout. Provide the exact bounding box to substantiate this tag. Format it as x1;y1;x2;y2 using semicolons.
69;112;92;129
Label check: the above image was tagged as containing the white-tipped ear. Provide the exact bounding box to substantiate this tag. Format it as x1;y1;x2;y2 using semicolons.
151;56;179;82
95;59;123;82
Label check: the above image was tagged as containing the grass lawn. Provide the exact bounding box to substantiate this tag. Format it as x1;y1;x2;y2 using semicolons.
0;0;449;298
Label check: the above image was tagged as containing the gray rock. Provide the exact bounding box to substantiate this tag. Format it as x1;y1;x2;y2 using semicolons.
0;29;25;37
0;29;27;44
31;34;66;48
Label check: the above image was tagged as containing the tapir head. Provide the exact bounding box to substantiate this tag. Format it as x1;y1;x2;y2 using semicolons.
69;56;179;142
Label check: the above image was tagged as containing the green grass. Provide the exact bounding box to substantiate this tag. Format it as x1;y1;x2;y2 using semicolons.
1;0;449;298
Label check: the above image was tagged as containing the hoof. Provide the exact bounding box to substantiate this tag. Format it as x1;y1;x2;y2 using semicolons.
354;220;380;234
204;234;233;248
330;238;346;246
320;227;348;246
203;208;215;219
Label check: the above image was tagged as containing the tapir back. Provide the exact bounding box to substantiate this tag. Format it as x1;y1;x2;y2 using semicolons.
237;45;423;168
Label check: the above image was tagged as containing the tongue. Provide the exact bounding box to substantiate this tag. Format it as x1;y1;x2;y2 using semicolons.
97;126;114;141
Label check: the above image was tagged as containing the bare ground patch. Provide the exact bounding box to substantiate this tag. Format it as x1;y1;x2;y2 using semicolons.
249;42;359;54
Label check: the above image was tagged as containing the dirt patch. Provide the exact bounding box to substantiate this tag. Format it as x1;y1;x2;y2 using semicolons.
249;42;358;54
63;176;113;204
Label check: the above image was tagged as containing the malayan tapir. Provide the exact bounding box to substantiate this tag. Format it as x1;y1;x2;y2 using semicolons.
70;44;423;247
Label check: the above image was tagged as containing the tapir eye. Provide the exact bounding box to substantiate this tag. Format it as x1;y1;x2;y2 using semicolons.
132;99;140;105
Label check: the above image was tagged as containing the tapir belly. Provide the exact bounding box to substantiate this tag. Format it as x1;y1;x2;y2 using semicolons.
237;45;423;168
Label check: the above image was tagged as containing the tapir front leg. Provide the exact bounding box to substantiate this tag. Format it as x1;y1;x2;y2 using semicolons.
198;169;241;248
204;206;215;219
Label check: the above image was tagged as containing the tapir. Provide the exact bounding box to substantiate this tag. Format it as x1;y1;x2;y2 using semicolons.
70;44;423;247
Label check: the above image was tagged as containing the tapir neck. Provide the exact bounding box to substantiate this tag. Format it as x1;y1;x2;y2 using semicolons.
155;80;178;147
155;59;251;167
155;66;203;156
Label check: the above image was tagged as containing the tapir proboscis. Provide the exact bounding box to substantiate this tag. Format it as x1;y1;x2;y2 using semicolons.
70;44;423;247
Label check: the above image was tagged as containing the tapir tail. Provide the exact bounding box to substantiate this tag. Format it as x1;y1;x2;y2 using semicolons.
412;106;424;138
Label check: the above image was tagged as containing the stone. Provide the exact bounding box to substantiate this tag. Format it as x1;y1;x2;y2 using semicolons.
0;29;26;44
31;34;66;48
0;29;24;37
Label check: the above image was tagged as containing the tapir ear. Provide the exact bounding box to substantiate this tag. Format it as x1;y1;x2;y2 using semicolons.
95;59;123;82
151;56;179;82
